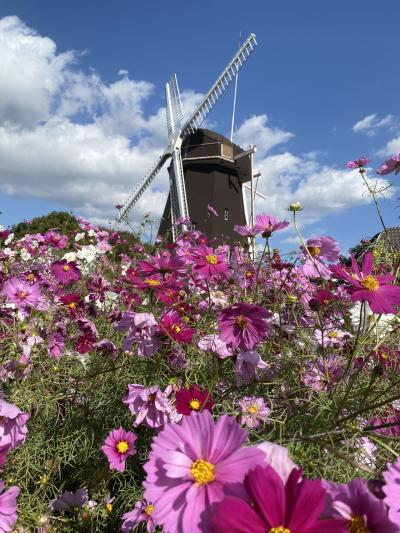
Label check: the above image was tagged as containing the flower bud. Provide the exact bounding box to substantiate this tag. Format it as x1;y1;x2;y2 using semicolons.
288;202;302;212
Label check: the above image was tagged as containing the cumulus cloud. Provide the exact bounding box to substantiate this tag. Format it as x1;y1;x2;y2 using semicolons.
378;136;400;157
0;16;394;236
352;113;394;136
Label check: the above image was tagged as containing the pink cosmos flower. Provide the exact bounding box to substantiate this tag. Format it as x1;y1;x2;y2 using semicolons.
175;385;214;415
345;157;371;169
192;245;229;279
212;465;345;533
331;252;400;314
117;312;160;356
51;260;81;285
237;396;271;428
235;350;268;385
255;441;297;483
324;478;396;531
44;230;68;249
48;332;65;360
218;303;269;350
0;399;30;449
137;251;186;278
158;311;195;344
377;153;400;175
382;457;400;525
143;410;265;533
302;236;340;279
207;204;218;216
123;385;174;428
121;500;156;532
233;223;258;237
1;278;42;308
0;481;20;532
51;487;96;512
101;427;137;473
197;334;234;358
253;214;289;238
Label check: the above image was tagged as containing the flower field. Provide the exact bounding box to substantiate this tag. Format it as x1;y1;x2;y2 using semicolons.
1;159;400;532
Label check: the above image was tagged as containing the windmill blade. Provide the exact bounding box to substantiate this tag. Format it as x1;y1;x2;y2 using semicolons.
165;74;184;137
117;152;170;222
180;33;257;137
171;147;189;224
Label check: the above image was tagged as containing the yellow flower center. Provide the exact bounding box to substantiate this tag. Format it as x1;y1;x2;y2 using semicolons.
269;528;291;533
360;275;379;292
116;440;129;454
347;515;370;533
328;331;339;338
191;459;215;484
307;246;321;257
105;503;113;512
145;278;161;286
171;324;181;334
235;315;248;329
63;265;70;271
247;405;259;414
245;271;253;278
205;254;218;265
68;302;76;309
189;399;201;410
144;504;154;516
148;394;156;402
26;273;35;281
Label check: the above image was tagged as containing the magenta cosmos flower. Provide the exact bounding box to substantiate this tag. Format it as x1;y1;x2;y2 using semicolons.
324;478;396;532
253;214;289;238
383;457;400;525
101;427;137;472
51;260;81;284
331;252;400;314
218;303;269;350
212;465;346;533
233;223;259;237
345;157;371;169
192;245;229;279
121;500;156;533
0;481;20;533
175;385;214;415
158;311;195;344
377;153;400;175
143;410;265;533
1;278;42;308
207;204;218;216
302;236;340;279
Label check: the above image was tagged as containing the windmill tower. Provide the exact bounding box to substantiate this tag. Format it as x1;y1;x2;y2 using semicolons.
117;34;261;244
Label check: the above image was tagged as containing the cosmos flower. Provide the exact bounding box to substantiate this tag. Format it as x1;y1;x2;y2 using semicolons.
1;278;42;308
123;384;174;428
302;236;340;279
235;350;268;386
0;399;30;449
324;478;396;532
175;385;214;415
377;153;400;175
233;223;258;237
51;260;81;284
236;396;271;428
207;204;218;216
117;312;160;356
382;457;400;525
212;465;345;533
253;214;289;238
143;410;265;533
0;481;20;533
331;252;400;314
345;157;371;169
51;488;96;512
44;230;68;249
101;427;137;472
197;334;234;358
192;245;230;279
121;500;157;533
217;303;269;350
158;311;195;344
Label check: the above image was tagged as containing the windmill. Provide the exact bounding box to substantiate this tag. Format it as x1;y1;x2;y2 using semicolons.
117;34;260;243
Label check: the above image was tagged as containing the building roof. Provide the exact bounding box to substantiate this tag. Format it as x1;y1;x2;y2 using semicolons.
373;227;400;251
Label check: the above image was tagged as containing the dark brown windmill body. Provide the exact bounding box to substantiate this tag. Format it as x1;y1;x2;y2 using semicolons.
159;129;252;245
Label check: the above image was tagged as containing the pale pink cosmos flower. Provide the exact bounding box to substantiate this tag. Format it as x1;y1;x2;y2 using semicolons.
1;278;42;308
253;214;289;237
0;480;20;532
197;334;234;358
121;500;157;532
118;312;160;356
302;236;340;279
123;385;174;428
237;396;271;428
207;204;218;216
235;350;268;385
345;157;371;169
0;399;30;449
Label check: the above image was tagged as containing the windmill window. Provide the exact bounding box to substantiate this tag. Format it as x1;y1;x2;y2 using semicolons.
224;208;230;221
221;143;234;160
191;222;197;231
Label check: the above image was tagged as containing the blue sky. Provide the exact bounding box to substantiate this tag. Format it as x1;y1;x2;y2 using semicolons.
0;0;399;253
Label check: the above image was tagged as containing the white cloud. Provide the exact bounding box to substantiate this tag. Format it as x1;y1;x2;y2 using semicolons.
234;114;293;155
352;113;394;137
378;136;400;157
